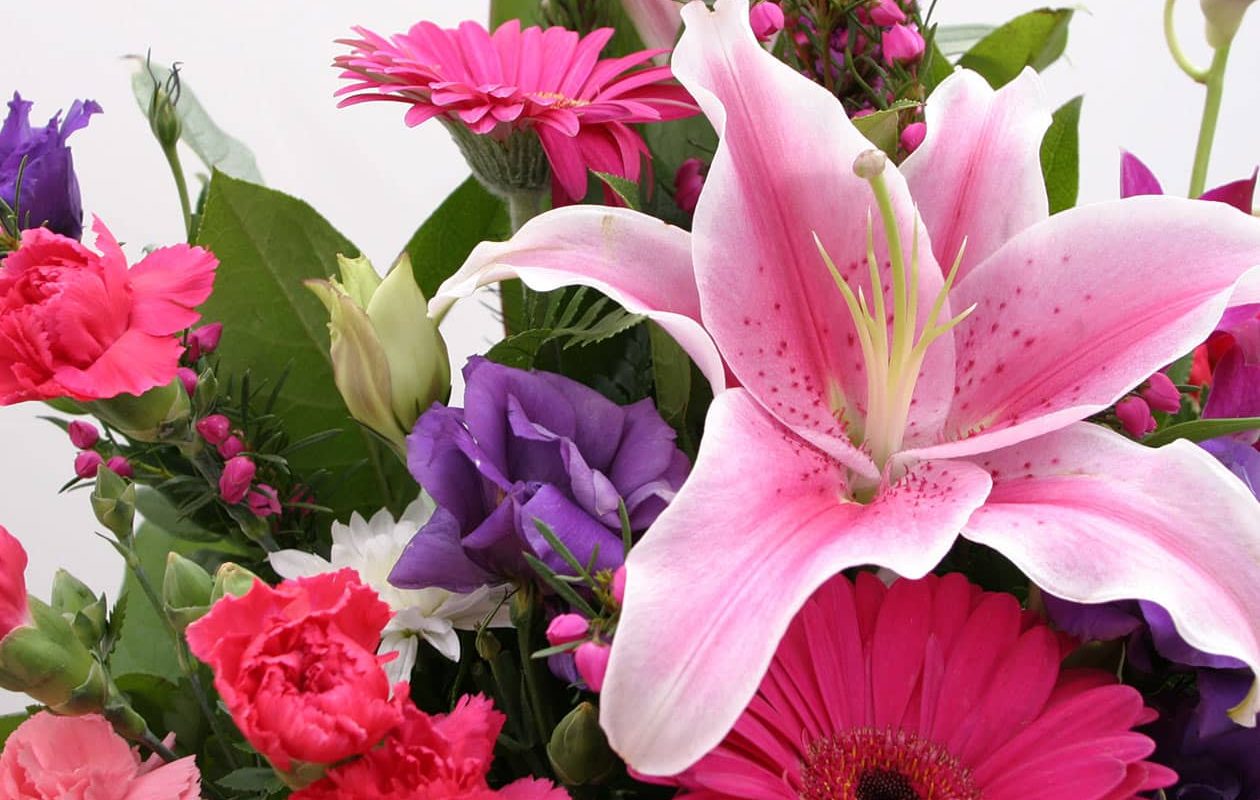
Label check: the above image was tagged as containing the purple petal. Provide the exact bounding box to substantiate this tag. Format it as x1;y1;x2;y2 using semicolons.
1200;437;1260;496
1042;593;1145;642
1140;600;1249;670
1120;150;1164;198
389;506;501;592
1200;169;1258;214
1202;345;1260;421
407;403;506;530
518;484;625;576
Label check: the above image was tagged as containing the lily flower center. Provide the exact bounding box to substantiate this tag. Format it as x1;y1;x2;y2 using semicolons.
815;150;974;471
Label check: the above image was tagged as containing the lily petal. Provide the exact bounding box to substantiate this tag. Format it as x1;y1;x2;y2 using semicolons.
430;205;726;394
961;422;1260;725
672;0;952;471
911;195;1260;461
902;68;1051;281
601;388;992;775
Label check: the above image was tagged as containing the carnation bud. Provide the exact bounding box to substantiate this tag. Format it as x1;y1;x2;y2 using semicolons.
74;450;103;479
1115;396;1157;439
546;613;590;647
246;484;281;518
574;640;611;693
163;553;213;630
611;565;626;606
882;23;926;65
188;322;223;360
176;367;198;398
749;2;785;40
50;570;107;648
547;702;617;785
105;456;134;479
86;378;192;444
217;434;245;460
90;466;137;540
306;254;450;451
1141;372;1182;414
869;0;908;26
209;563;262;604
0;597;108;715
195;414;231;445
219;456;256;505
67;421;100;450
900;121;927;154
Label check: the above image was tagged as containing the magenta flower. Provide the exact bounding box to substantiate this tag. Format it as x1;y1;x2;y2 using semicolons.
1121;150;1256;211
432;0;1260;774
335;19;698;204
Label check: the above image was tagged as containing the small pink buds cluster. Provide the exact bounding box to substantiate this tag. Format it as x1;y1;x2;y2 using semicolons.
1115;372;1183;439
67;421;132;479
543;566;627;694
184;323;222;364
197;414;281;518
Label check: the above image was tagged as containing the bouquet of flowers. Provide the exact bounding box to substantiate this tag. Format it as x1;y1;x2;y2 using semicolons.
2;0;1259;797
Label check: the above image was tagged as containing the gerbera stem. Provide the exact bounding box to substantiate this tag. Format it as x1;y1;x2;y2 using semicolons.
507;188;548;233
1189;42;1232;198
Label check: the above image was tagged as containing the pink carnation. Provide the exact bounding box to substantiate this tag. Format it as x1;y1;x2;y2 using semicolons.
293;694;568;800
184;569;400;773
0;525;31;642
0;219;217;405
335;19;699;203
0;712;200;800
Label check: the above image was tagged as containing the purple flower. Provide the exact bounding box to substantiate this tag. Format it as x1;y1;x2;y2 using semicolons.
1146;671;1260;799
1121;150;1257;212
1;93;101;240
390;357;690;593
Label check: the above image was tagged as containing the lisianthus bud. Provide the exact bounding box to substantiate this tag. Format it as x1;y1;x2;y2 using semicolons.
90;466;136;540
74;450;103;479
188;322;223;360
217;435;245;460
176;367;198;398
1141;372;1183;414
882;24;926;65
210;563;262;604
749;2;785;40
1116;396;1157;438
1200;0;1256;47
105;456;133;479
574;641;611;693
869;0;908;26
163;553;213;630
611;566;626;606
900;121;927;154
50;570;107;648
196;414;231;445
547;702;617;785
67;421;100;450
87;378;191;444
546;614;590;647
674;158;706;214
306;254;450;450
247;484;281;518
219;456;255;505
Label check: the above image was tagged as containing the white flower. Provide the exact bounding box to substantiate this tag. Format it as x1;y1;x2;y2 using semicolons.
1201;0;1256;46
269;495;511;685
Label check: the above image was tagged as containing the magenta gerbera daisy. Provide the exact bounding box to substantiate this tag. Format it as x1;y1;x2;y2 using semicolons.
334;19;699;203
659;572;1177;799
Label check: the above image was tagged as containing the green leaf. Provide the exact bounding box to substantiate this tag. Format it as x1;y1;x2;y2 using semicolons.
852;100;921;157
108;524;194;682
0;712;29;748
958;9;1075;88
649;322;692;430
485;329;552;369
1040;95;1083;214
1144;417;1260;448
403;177;510;300
218;767;286;793
196;172;410;519
593;171;642;210
490;0;544;27
130;60;263;182
920;37;956;94
933;23;998;57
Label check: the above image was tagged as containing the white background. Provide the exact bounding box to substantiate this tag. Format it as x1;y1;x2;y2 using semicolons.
1;1;1257;712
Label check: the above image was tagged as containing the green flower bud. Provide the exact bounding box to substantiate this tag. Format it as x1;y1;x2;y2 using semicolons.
50;570;107;649
547;702;617;785
86;379;192;444
1200;0;1255;47
210;563;262;604
306;254;450;450
146;58;183;149
163;553;213;630
90;467;136;540
0;598;106;713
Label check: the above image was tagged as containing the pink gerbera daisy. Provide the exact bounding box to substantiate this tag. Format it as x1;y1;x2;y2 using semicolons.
334;19;699;203
659;572;1177;799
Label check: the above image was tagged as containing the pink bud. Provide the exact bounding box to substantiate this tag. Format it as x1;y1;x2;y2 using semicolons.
219;456;256;505
611;566;626;606
217;435;245;460
1115;396;1156;438
105;456;134;479
574;641;611;693
73;451;103;480
882;23;925;66
191;323;223;357
196;414;232;446
546;613;590;647
900;121;927;154
869;0;907;26
749;2;785;40
246;484;281;518
674;158;706;214
1141;372;1182;414
851;106;877;119
67;421;100;450
176;367;198;398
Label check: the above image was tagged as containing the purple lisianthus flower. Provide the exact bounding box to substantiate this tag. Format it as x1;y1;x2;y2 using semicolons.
390;357;690;593
1;93;101;240
1146;671;1260;799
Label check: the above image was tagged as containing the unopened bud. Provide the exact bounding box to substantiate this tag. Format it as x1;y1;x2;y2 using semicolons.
0;598;107;714
546;613;590;647
1200;0;1256;47
1141;372;1182;414
749;2;785;40
900;121;927;155
146;58;183;149
90;467;136;539
74;450;103;479
68;421;100;450
188;322;223;360
196;414;231;446
247;484;281;518
869;0;908;26
853;149;888;181
574;641;611;693
1116;396;1156;439
217;435;245;460
50;570;107;648
674;158;706;214
163;553;213;630
547;702;617;785
105;456;134;479
86;379;191;444
219;456;255;504
611;565;626;606
176;367;198;398
882;23;926;66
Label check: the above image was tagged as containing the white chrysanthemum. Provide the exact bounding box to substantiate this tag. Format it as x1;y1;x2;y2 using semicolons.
269;495;511;685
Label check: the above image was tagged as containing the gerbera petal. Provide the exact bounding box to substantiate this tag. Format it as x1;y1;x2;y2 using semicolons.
430;205;726;394
901;68;1051;280
601;389;992;775
961;422;1260;725
671;0;951;474
909;195;1260;461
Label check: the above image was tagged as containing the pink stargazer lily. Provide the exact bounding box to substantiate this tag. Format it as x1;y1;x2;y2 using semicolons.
433;0;1260;776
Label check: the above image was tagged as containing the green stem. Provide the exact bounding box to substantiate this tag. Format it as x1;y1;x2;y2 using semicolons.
512;587;557;748
506;189;547;233
161;143;193;241
1164;0;1210;82
1189;43;1232;198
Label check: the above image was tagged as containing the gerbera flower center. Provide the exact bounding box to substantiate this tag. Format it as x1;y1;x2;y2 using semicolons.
800;727;981;800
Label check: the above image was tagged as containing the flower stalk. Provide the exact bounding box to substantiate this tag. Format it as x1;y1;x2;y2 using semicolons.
1189;42;1232;198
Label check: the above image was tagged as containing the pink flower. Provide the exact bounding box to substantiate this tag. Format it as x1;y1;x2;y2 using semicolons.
175;367;198;398
660;573;1175;799
73;450;102;479
106;456;134;479
67;420;99;450
195;414;231;445
545;613;589;646
882;23;925;65
674;157;707;214
0;712;201;800
0;219;217;405
186;322;222;361
0;526;31;642
334;19;698;204
899;120;927;153
185;570;400;772
575;641;611;692
1116;396;1157;438
246;484;280;518
749;2;785;40
869;0;908;26
218;456;255;505
1141;372;1183;414
292;694;567;800
611;565;627;605
217;434;245;460
433;0;1260;773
